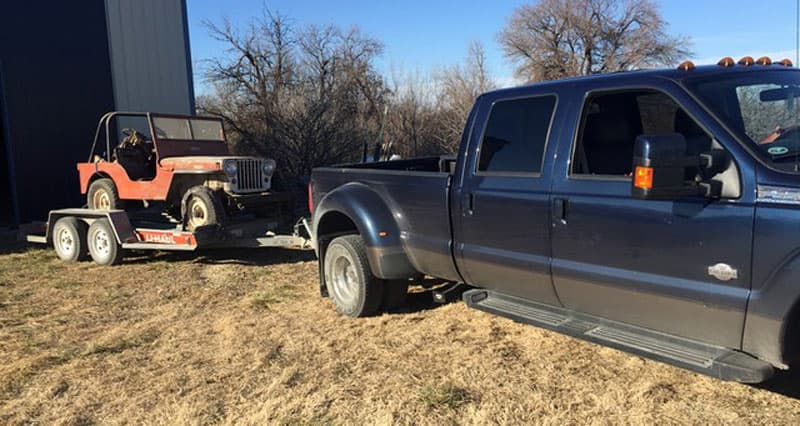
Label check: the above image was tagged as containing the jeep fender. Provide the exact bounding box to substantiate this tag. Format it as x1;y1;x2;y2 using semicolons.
313;182;416;280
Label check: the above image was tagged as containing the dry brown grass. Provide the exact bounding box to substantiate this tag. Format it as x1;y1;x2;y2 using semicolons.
2;236;800;425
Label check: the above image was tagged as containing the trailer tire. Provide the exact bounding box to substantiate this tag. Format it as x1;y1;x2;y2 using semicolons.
87;219;124;266
324;235;384;317
87;178;124;210
182;186;226;231
52;217;89;262
382;280;409;311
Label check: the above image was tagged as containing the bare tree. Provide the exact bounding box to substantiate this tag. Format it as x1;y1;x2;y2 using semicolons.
435;42;496;152
199;9;389;180
499;0;691;82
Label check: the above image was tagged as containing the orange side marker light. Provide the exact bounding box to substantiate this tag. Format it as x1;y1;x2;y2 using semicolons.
634;166;654;190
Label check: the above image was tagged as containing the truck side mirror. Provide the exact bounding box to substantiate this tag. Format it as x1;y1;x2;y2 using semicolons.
631;133;722;200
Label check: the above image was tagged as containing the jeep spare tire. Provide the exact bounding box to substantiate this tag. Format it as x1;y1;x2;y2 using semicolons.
87;178;124;210
183;186;226;231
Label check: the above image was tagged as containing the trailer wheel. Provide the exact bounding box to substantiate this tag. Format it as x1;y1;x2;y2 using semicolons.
52;217;89;262
183;186;226;231
324;235;384;317
87;219;124;266
88;178;124;210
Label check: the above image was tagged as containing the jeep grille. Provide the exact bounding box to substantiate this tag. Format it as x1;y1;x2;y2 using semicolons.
234;159;267;193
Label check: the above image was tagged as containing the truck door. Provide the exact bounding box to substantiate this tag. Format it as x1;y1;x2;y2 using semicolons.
549;85;756;349
452;92;562;305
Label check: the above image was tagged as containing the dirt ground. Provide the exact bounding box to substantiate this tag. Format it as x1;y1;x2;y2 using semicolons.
2;235;800;425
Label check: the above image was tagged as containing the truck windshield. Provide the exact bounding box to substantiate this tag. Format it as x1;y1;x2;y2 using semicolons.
152;117;225;142
686;70;800;172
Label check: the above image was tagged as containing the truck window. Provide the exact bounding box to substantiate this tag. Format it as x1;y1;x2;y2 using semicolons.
571;90;712;176
477;95;556;174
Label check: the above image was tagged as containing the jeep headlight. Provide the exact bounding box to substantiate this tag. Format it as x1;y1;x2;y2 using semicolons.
262;159;276;175
223;159;238;177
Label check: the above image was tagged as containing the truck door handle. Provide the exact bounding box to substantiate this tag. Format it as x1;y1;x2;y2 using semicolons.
553;198;568;224
463;192;474;216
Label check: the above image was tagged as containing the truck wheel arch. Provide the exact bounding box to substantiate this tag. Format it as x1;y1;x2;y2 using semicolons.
744;250;800;369
314;183;416;285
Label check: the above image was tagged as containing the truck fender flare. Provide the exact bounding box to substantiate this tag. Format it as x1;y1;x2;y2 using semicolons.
313;182;415;280
743;248;800;368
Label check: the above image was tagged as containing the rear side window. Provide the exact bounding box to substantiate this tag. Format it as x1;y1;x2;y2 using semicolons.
477;95;557;174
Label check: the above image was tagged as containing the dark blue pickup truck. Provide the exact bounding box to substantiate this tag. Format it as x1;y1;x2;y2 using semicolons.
310;57;800;383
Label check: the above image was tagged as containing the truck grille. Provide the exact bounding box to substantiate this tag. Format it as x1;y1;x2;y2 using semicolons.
235;159;266;193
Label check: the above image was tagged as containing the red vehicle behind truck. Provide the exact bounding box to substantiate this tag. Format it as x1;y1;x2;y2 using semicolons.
78;112;291;230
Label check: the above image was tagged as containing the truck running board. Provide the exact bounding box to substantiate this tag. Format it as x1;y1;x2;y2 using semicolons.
463;289;773;383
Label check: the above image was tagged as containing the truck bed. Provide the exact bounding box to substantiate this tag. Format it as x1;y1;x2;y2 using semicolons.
312;156;460;281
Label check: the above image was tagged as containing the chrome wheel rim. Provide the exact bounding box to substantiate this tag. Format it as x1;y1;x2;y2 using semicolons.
188;198;208;228
331;253;359;304
93;190;111;210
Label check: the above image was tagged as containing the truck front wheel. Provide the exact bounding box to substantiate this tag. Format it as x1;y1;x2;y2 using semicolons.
324;235;384;317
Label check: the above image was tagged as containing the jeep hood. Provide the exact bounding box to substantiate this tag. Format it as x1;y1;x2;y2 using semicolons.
160;156;264;172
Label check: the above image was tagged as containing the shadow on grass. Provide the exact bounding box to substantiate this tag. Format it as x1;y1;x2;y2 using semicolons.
754;365;800;399
0;230;30;256
123;247;317;267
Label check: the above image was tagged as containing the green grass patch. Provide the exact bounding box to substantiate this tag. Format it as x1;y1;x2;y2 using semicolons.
246;284;294;310
420;382;474;411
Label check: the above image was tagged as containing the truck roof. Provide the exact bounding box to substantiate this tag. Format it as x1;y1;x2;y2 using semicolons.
486;63;799;97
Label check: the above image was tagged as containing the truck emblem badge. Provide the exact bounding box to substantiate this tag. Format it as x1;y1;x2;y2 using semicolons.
768;146;789;155
708;263;738;281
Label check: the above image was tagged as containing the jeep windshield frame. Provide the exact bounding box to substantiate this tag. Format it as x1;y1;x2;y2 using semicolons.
150;115;226;143
684;69;800;173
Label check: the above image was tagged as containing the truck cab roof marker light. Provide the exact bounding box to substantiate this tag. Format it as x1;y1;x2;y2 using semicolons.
738;56;755;66
677;61;695;71
756;56;773;65
717;57;735;67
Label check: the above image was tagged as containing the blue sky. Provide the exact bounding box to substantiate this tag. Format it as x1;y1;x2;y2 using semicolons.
186;0;799;93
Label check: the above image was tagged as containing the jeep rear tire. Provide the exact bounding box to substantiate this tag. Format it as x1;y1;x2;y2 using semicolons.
88;178;124;211
323;235;384;317
183;186;226;231
52;217;89;262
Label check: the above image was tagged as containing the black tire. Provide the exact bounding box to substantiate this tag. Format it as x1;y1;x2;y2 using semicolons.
182;186;226;231
87;219;124;266
52;217;89;262
87;178;124;210
324;235;384;317
382;280;409;312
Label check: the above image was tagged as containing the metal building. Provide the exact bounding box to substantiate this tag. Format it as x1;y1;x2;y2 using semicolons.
0;0;195;225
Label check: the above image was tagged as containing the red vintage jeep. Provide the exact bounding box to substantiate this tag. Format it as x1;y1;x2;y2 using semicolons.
78;112;288;230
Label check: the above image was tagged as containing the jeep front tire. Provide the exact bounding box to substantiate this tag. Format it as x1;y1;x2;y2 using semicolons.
183;186;226;231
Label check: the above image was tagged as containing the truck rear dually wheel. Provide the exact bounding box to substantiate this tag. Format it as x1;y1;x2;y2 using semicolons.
324;235;384;317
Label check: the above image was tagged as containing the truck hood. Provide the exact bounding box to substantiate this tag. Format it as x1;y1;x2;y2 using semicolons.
159;156;265;172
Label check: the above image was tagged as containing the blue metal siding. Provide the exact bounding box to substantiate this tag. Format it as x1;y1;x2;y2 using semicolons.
105;0;194;114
